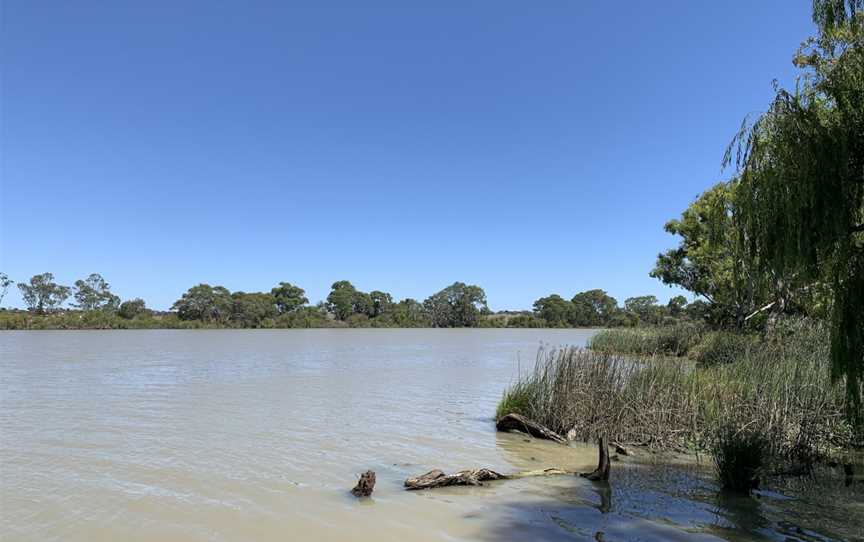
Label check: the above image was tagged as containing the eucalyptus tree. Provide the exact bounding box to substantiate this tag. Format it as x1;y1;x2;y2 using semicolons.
0;272;12;306
624;296;662;325
326;280;359;320
570;289;618;326
72;273;120;311
118;298;147;319
532;294;573;327
423;282;488;327
369;290;393;317
18;273;71;314
231;291;278;327
270;282;308;313
172;284;234;322
725;0;864;425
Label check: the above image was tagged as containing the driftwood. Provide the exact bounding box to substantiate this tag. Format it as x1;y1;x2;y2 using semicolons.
496;413;567;444
612;441;632;457
404;467;572;490
579;436;610;481
351;470;376;497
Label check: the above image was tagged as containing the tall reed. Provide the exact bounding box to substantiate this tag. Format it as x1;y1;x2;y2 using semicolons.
498;320;853;462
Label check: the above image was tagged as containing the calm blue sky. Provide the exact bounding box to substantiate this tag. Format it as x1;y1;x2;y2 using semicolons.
1;1;814;311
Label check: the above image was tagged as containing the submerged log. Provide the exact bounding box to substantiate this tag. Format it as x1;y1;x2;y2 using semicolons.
404;467;572;490
496;413;567;444
351;470;376;497
579;436;610;481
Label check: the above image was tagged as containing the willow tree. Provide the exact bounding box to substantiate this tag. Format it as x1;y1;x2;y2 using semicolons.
726;0;864;426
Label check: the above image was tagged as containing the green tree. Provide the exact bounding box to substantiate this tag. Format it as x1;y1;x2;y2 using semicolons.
72;273;120;312
172;284;233;322
231;291;278;327
667;295;688;317
388;298;430;327
369;290;393;317
570;289;618;326
353;291;374;318
118;298;147;319
0;272;12;306
624;295;662;325
270;282;308;313
326;280;359;320
532;294;573;327
725;0;864;425
423;282;488;327
17;273;70;314
650;182;771;327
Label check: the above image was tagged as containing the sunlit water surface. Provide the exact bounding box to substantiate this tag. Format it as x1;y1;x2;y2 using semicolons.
1;329;861;541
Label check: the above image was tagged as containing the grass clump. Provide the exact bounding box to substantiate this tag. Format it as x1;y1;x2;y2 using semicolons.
711;424;768;493
495;381;538;420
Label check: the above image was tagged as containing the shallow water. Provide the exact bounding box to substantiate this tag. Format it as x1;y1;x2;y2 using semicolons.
1;329;861;541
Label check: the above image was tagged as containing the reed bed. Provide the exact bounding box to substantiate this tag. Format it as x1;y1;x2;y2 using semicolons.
588;323;704;357
498;320;854;464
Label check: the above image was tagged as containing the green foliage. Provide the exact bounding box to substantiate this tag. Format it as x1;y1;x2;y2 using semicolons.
369;290;393;317
0;272;12;307
532;294;572;327
496;381;538;420
385;298;430;327
17;273;71;314
570;289;618;326
624;295;663;325
72;273;120;312
650;182;773;327
172;284;234;323
589;324;704;357
270;282;308;313
231;291;278;328
691;331;756;366
724;1;864;425
118;298;147;319
500;322;853;472
326;280;360;320
667;295;687;316
423;282;488;327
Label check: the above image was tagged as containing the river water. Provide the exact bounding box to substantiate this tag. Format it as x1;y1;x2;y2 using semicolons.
1;329;861;541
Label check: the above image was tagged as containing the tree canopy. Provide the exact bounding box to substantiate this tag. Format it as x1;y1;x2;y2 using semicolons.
73;273;120;312
722;0;864;426
423;282;488;327
17;273;70;314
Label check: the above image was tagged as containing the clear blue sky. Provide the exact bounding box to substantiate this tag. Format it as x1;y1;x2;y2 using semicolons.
1;1;814;311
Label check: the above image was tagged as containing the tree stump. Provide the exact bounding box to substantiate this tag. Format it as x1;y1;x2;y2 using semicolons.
351;470;376;497
579;436;610;481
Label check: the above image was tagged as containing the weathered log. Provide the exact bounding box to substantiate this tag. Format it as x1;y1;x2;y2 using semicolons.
612;441;632;457
495;413;567;444
579;436;610;481
404;467;572;490
351;470;376;497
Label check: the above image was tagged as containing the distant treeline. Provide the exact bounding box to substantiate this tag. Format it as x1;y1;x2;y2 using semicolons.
0;271;700;330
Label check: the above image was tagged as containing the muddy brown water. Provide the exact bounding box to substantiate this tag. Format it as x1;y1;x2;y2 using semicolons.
1;329;861;541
